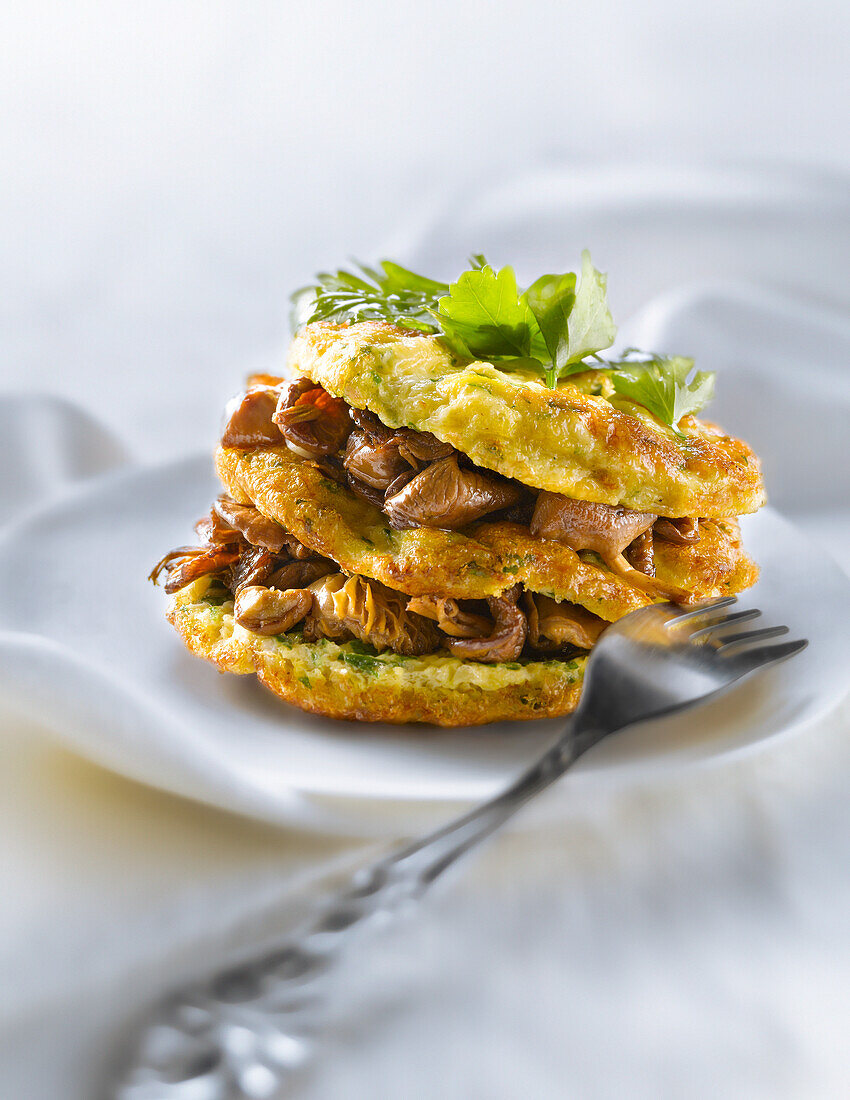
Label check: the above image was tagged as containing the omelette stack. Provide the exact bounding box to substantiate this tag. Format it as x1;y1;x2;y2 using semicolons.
154;319;764;726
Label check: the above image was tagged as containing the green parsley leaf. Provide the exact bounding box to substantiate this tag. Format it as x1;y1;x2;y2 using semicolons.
562;250;617;370
523;272;577;385
436;251;615;386
376;260;448;298
437;264;538;359
523;254;616;386
610;355;715;432
291;261;447;332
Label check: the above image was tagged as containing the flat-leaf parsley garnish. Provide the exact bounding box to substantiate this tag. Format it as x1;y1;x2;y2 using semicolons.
291;261;447;332
292;254;715;428
607;352;716;434
437;263;539;359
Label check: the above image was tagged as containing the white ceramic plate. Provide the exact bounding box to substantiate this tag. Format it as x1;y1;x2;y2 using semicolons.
0;455;847;835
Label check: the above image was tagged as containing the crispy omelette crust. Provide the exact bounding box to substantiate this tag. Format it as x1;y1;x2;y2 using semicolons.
216;445;759;620
169;578;584;726
287;321;765;519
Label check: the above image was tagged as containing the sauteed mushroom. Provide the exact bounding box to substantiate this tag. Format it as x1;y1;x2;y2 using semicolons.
626;529;656;577
213;495;290;552
221;387;284;449
447;586;527;663
654;517;700;544
265;558;336;591
274;378;352;458
406;595;492;639
393;427;454;465
385;455;523;531
234;586;312;636
349;406;394;442
149;545;240;594
304;574;439;656
530;492;687;601
524;594;606;651
343;428;412;491
531;492;656;558
194;509;240;548
230;545;277;592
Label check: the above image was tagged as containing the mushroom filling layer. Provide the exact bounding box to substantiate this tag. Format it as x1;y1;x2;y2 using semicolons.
151;495;606;664
221;376;706;602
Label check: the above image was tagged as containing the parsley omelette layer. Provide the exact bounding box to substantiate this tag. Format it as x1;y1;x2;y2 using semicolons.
288;321;765;518
216;444;758;621
169;577;585;727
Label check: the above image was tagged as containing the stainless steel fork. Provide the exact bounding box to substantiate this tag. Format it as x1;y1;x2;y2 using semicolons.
112;597;806;1099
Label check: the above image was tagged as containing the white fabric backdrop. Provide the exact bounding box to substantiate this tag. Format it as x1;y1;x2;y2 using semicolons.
3;5;850;1098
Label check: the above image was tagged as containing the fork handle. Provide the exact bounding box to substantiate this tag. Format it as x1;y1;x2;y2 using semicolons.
389;721;595;887
114;720;600;1099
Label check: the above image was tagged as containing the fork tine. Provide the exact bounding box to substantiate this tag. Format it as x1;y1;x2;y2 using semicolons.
725;638;808;671
688;608;762;640
715;625;789;652
665;596;737;627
